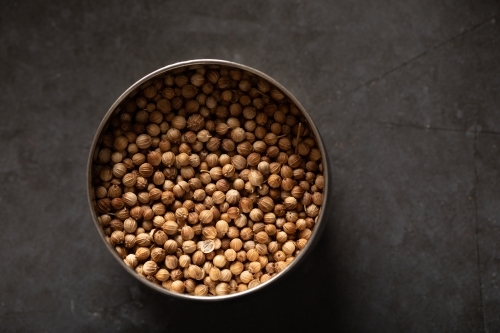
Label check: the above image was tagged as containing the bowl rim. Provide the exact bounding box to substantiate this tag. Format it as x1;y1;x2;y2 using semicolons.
86;59;330;301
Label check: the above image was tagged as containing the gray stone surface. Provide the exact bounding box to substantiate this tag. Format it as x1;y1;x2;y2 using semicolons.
0;0;499;332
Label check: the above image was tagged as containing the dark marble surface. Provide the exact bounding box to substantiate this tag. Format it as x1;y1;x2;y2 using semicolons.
1;1;499;332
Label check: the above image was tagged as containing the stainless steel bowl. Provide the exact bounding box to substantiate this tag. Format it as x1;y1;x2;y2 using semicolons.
87;59;331;301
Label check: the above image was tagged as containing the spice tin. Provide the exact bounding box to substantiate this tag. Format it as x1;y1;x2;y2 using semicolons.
87;59;331;300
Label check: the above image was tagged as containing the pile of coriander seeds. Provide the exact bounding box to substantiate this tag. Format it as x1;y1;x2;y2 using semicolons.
91;65;325;296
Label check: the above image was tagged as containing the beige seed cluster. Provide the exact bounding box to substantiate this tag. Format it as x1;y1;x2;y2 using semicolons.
91;65;324;296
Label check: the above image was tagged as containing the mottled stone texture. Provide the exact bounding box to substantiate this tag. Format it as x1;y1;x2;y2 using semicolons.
0;1;499;332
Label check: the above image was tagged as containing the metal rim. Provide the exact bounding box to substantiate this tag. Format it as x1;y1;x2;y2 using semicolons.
86;59;330;301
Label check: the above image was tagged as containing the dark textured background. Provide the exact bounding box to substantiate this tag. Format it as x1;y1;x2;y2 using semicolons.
1;1;499;332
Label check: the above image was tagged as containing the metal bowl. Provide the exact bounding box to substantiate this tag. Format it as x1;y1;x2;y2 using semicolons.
87;59;331;301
